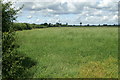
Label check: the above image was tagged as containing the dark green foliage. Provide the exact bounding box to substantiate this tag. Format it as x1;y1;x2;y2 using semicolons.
13;22;118;31
25;23;32;30
13;22;48;30
87;24;89;26
2;1;37;79
43;23;48;26
2;1;22;78
13;23;23;31
13;23;31;31
80;22;82;26
2;32;21;78
2;32;37;78
2;1;23;32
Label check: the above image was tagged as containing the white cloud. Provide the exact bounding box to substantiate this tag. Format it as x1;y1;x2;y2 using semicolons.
98;0;117;8
32;5;36;9
9;0;119;24
30;11;35;14
36;19;40;22
112;15;118;21
46;8;54;12
6;0;100;2
103;16;109;20
27;15;32;19
94;10;102;16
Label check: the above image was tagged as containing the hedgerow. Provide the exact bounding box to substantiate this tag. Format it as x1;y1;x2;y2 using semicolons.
2;1;36;79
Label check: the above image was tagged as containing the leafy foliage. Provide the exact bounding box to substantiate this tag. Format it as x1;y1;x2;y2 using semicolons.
2;1;37;79
13;23;47;31
2;1;23;32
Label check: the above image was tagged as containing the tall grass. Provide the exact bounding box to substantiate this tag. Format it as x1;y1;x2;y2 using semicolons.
16;27;118;78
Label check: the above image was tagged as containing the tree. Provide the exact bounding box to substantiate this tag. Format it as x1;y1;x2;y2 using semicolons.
66;23;68;26
103;24;107;26
2;1;23;32
25;23;32;30
87;24;89;26
1;0;26;78
0;2;2;31
43;23;48;26
56;22;60;27
80;22;82;26
48;23;51;27
2;1;37;79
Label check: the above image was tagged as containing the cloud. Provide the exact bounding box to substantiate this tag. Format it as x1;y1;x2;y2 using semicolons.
27;15;32;19
36;19;40;23
9;0;119;24
32;5;36;9
30;11;36;14
17;0;118;15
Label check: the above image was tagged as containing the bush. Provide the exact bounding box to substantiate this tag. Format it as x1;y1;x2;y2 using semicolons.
2;1;37;78
13;23;23;31
2;0;34;79
25;23;32;30
13;23;33;30
2;32;37;78
2;31;25;78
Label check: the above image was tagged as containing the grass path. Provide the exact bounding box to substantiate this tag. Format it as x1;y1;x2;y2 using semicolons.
16;27;118;78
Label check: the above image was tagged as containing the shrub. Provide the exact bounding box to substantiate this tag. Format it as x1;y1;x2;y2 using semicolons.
25;23;32;30
2;0;28;79
2;31;25;78
13;23;23;31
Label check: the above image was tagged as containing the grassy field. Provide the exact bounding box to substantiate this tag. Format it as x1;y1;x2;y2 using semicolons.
16;27;118;78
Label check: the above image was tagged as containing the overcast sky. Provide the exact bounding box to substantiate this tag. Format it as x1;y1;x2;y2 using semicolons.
6;0;119;25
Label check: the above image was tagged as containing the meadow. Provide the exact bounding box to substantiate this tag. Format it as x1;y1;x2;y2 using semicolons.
16;27;118;78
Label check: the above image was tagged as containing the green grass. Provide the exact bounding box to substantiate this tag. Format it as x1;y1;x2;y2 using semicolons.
16;27;118;78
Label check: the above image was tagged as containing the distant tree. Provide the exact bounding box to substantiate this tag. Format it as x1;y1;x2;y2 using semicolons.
87;24;89;26
66;23;68;26
103;24;107;26
80;22;82;26
32;23;36;28
113;24;116;26
43;23;48;26
56;22;59;27
25;23;32;29
32;23;36;25
48;23;52;27
119;23;120;26
59;23;62;27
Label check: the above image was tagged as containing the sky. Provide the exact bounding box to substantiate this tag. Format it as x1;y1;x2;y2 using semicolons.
5;0;119;25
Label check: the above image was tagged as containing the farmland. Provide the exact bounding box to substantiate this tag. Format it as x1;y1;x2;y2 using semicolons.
16;27;118;78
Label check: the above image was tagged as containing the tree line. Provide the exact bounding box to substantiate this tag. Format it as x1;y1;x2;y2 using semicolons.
13;22;119;31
